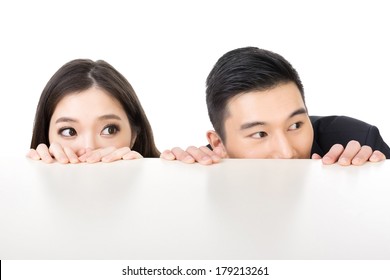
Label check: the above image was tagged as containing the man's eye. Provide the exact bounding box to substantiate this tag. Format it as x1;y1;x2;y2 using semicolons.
101;125;119;135
289;122;303;130
251;131;268;139
59;128;77;137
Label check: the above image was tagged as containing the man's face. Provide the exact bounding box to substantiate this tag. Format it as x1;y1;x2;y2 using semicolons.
210;82;314;159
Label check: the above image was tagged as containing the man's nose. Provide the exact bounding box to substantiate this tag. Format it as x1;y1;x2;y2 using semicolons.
270;134;294;159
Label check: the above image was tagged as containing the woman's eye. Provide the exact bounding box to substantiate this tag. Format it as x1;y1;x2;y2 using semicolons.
251;131;268;139
101;125;119;135
289;122;303;130
59;128;77;137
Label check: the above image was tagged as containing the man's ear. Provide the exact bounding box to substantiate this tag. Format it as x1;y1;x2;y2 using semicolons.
206;130;227;157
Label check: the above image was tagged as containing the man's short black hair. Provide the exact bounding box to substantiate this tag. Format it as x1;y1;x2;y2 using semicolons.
206;47;305;141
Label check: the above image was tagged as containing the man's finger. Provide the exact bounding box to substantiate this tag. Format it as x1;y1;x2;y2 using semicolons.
171;147;195;163
322;144;344;165
351;145;372;165
337;140;361;166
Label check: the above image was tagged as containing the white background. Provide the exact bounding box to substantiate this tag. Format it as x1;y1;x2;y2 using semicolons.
1;0;389;156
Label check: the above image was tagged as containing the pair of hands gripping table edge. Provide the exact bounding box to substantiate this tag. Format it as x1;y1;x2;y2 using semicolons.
27;143;142;164
160;140;387;166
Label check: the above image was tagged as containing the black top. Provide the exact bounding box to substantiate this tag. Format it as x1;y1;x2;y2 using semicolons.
310;115;390;158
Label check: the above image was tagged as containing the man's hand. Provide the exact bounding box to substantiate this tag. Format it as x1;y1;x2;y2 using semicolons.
160;146;225;165
312;140;386;165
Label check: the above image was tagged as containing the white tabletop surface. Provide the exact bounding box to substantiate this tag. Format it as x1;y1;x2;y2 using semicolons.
1;157;389;259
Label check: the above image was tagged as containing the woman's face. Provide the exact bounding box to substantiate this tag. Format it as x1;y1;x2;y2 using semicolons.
48;87;133;155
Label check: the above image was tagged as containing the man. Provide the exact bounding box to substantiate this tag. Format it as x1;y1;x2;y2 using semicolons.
161;47;390;165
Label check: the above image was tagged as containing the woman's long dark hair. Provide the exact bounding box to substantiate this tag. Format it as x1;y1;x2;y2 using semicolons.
30;59;160;157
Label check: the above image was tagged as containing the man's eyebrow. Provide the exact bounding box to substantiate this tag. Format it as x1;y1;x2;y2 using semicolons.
240;121;266;130
240;107;307;130
289;107;307;118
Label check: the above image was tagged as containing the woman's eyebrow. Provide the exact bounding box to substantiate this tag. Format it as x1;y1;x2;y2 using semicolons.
55;114;122;124
55;117;78;124
98;114;122;121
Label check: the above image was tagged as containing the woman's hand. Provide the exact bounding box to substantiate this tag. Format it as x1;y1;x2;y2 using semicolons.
27;143;79;164
78;147;142;163
27;143;142;164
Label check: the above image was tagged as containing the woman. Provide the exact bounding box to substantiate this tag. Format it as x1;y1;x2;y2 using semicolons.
27;59;160;163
